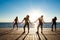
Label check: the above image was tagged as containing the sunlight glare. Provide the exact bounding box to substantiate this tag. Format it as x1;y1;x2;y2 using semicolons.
28;9;45;22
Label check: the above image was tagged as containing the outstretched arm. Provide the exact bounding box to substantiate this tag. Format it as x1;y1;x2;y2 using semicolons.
34;18;38;23
29;20;31;23
29;20;32;25
43;18;44;22
13;19;15;23
51;19;53;23
21;19;24;23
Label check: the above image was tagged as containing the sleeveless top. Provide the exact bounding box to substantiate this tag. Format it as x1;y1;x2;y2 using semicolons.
38;18;43;23
24;17;29;23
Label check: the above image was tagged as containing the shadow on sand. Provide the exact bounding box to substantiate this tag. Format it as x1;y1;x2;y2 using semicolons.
15;32;25;40
22;32;29;40
41;32;47;40
53;31;60;35
36;32;41;40
15;32;29;40
0;29;17;36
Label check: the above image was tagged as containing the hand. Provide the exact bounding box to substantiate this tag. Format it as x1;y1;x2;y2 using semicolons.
34;21;36;23
20;22;23;23
30;22;33;25
13;21;14;23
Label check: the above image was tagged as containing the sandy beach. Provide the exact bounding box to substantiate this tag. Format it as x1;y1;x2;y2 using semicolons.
0;28;60;40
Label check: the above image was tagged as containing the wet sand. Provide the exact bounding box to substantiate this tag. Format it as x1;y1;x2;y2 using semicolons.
0;28;60;40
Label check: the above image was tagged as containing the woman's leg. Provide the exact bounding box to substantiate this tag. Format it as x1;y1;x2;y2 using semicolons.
16;23;18;29
13;23;15;29
27;23;29;33
51;23;54;31
37;24;40;33
55;23;56;31
41;23;43;33
23;24;26;32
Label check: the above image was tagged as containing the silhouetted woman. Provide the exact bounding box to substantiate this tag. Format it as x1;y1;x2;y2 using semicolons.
35;15;44;33
13;16;18;29
51;17;57;31
21;15;31;33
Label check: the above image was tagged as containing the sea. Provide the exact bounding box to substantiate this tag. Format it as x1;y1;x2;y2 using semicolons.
0;22;60;28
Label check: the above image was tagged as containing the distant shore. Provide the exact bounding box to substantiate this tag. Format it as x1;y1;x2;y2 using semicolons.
0;22;60;28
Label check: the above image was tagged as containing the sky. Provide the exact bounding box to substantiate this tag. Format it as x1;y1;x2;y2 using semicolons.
0;0;60;22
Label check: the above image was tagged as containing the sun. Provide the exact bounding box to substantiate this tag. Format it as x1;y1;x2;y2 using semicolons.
28;9;45;22
27;9;45;32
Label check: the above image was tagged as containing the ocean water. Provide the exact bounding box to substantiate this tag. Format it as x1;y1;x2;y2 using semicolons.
0;22;60;28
